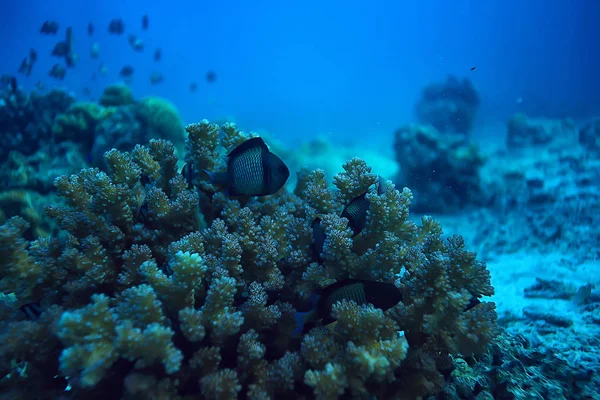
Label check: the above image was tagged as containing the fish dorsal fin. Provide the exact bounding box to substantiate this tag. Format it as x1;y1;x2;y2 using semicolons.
227;137;268;158
319;279;362;299
376;175;386;195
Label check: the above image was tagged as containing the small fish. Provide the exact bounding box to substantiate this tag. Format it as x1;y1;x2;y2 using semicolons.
66;51;79;68
90;42;100;59
465;297;481;311
295;279;404;334
376;174;389;194
17;49;37;77
341;175;388;237
88;22;94;36
49;64;66;80
9;76;17;93
132;182;149;223
310;176;387;261
154;48;162;62
108;18;125;34
341;193;370;237
18;58;33;77
206;70;217;83
150;71;164;85
51;41;69;57
40;20;59;34
203;137;290;196
181;161;196;188
119;65;134;77
19;302;43;320
66;26;73;43
65;27;75;64
99;63;108;76
128;34;144;52
189;81;198;92
136;201;149;223
311;217;326;262
142;14;149;30
140;172;150;186
470;66;476;71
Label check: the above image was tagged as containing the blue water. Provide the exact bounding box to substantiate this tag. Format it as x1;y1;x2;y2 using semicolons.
2;0;599;147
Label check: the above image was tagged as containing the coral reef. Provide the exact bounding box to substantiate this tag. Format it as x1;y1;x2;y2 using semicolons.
0;86;74;159
0;189;58;240
415;76;480;135
0;120;498;399
91;104;143;165
393;123;486;213
91;90;186;166
52;102;106;151
0;86;190;244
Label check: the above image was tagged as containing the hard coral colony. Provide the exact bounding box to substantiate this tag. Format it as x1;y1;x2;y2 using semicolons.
0;120;498;399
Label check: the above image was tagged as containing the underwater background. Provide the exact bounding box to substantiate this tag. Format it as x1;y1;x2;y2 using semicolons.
1;0;599;399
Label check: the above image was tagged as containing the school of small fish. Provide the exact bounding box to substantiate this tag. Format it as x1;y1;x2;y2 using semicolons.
6;14;216;98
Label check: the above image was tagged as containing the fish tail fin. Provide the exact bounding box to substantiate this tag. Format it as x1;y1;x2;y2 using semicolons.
202;169;229;186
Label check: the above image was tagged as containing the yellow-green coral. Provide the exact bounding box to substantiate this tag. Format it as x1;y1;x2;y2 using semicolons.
303;301;409;399
0;217;42;300
56;289;183;387
0;119;498;399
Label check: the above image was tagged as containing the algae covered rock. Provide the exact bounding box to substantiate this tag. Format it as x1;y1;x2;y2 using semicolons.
89;96;185;166
135;96;185;146
51;102;106;150
91;104;143;165
416;75;480;135
393;123;486;213
98;83;135;107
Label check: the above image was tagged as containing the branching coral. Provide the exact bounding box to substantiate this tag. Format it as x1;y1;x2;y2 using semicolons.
0;119;498;399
